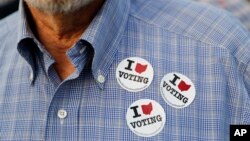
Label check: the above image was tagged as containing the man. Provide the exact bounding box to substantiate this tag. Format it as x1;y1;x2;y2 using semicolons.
0;0;250;140
195;0;250;30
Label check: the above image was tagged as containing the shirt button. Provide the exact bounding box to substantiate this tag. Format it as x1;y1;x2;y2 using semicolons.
79;47;86;54
57;109;67;119
29;73;34;81
97;74;105;83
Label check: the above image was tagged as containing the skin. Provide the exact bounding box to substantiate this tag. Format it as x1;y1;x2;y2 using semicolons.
24;0;105;80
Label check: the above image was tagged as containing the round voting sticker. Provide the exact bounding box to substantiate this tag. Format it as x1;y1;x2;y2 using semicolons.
160;73;196;108
126;99;166;137
116;57;154;92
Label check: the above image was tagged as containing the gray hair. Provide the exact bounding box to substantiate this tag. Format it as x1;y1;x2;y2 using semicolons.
24;0;94;14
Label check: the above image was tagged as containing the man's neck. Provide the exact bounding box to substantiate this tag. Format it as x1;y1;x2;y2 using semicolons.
26;0;104;50
25;0;104;80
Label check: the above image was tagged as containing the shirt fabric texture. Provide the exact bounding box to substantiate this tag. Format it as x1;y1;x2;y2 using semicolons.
0;0;250;140
195;0;250;30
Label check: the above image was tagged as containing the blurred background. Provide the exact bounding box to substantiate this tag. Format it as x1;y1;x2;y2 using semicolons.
0;0;19;19
0;0;249;30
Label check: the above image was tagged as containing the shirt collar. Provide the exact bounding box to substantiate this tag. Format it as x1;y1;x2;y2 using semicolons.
78;0;130;88
17;0;38;85
18;0;36;41
16;0;130;88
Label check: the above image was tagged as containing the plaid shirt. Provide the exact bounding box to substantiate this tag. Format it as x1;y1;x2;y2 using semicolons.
0;0;250;140
195;0;250;30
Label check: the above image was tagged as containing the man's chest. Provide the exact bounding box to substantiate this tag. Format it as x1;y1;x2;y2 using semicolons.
0;51;234;141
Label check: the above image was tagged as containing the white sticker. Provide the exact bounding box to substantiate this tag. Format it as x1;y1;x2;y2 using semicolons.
160;73;196;108
116;57;154;92
126;99;166;137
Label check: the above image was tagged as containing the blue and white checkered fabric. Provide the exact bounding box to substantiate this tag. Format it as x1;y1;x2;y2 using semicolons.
0;0;250;140
195;0;250;30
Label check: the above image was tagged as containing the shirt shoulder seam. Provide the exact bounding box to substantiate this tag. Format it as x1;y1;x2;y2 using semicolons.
129;13;228;50
129;13;250;74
